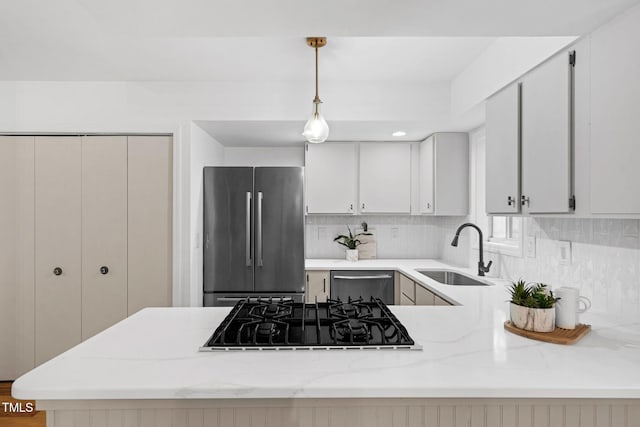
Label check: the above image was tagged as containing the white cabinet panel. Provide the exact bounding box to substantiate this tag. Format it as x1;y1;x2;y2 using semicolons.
359;143;411;214
419;133;469;216
305;143;356;214
419;137;434;214
82;136;128;340
0;136;35;379
128;136;173;315
486;84;521;214
590;14;640;214
35;136;82;365
305;271;330;302
521;51;573;214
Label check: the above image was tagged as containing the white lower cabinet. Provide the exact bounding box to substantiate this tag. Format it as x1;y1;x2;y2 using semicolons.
415;284;436;306
398;273;450;306
0;134;173;379
306;270;330;302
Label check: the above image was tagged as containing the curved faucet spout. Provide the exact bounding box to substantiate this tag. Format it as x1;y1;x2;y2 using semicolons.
451;222;492;277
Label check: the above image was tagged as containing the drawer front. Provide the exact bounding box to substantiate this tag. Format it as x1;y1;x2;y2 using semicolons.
399;275;415;302
400;293;415;306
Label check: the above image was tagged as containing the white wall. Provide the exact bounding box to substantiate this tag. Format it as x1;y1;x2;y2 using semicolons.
450;37;577;116
188;123;225;307
224;147;304;166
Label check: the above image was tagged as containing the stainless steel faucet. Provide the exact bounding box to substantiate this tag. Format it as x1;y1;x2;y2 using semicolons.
451;222;492;277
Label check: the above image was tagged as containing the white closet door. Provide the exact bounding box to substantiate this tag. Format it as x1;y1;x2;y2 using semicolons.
35;136;82;365
359;143;411;214
128;136;173;315
0;136;35;379
419;137;434;214
486;83;521;214
305;143;356;214
82;136;128;340
521;51;573;214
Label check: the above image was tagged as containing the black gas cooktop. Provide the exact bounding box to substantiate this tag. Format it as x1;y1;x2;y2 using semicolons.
200;297;420;351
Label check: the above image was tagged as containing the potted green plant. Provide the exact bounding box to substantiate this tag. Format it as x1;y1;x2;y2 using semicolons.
507;280;560;332
333;226;372;261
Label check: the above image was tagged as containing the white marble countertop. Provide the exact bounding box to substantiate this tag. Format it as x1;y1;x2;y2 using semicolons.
13;259;640;401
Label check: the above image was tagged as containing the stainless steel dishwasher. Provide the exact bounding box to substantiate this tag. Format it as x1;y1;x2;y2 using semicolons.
330;270;395;304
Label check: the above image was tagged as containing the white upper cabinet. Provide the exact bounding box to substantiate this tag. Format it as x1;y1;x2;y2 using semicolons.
590;11;640;214
485;83;521;214
419;133;469;216
419;137;435;214
359;143;411;214
521;50;574;214
305;143;356;214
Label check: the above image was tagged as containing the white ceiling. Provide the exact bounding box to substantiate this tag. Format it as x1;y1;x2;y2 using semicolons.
195;120;443;147
2;0;639;145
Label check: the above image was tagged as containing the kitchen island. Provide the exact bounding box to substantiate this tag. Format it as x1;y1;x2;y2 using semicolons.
13;260;640;427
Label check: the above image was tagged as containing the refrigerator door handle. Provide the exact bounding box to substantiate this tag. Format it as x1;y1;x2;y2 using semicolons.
257;191;264;267
246;191;252;267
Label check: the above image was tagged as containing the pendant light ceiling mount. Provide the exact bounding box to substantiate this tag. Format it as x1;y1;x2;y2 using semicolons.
302;36;330;144
306;37;327;49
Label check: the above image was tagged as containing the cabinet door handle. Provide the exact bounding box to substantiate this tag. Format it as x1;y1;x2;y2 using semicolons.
426;202;431;209
53;267;63;276
361;203;365;210
507;196;515;206
323;278;326;293
349;204;353;211
521;195;530;207
100;266;109;275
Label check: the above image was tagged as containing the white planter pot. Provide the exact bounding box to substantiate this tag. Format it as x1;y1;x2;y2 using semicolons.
345;249;358;262
510;303;555;332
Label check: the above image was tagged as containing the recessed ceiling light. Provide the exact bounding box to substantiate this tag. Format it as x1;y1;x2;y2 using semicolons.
392;131;407;137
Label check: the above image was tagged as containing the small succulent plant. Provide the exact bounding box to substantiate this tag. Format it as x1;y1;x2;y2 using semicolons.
507;280;559;309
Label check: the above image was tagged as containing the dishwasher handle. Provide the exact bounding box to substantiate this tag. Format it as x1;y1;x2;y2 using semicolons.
333;275;393;280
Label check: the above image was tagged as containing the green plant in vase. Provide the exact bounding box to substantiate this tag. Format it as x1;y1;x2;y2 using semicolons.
334;226;372;261
507;280;560;332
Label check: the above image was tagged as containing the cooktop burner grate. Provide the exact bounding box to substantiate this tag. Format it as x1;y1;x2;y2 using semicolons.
200;296;421;351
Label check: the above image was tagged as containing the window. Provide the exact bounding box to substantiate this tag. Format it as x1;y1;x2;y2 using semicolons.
489;215;522;244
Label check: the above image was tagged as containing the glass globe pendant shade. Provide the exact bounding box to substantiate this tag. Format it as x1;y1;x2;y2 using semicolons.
302;104;329;143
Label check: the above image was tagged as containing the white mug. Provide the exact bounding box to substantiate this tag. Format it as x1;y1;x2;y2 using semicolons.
555;287;591;330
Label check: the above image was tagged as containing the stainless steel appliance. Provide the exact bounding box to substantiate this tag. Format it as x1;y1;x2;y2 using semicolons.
203;167;305;306
199;297;420;351
330;270;395;304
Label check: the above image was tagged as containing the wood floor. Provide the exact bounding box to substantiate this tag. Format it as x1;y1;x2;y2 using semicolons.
0;382;45;427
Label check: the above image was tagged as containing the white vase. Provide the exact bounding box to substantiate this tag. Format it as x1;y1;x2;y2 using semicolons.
510;303;555;332
345;249;358;262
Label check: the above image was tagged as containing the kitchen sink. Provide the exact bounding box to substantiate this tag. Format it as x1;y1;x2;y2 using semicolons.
417;270;491;286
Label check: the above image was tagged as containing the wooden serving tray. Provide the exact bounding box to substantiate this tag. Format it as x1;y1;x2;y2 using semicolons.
504;321;591;345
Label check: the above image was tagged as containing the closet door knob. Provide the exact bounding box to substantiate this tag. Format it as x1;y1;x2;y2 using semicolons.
100;266;109;275
53;267;63;276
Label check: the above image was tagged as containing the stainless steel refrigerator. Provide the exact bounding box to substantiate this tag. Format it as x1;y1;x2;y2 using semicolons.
203;167;305;306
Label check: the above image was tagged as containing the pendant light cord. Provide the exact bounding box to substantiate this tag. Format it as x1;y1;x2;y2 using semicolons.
314;46;320;115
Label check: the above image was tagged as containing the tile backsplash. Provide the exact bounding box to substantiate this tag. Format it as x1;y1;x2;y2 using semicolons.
469;218;640;320
305;215;466;259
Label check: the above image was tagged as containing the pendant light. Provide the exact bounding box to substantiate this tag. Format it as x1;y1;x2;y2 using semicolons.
302;37;329;143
